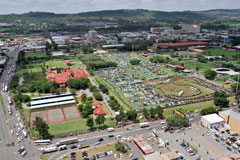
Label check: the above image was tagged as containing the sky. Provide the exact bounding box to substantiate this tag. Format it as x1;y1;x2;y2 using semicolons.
0;0;240;14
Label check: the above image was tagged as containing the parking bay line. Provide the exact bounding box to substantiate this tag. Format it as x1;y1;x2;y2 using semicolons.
198;136;225;158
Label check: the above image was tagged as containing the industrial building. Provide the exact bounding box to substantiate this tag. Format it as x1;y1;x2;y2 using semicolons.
30;93;75;109
150;27;174;34
88;29;98;40
181;23;201;33
201;113;225;129
132;136;155;155
219;110;240;135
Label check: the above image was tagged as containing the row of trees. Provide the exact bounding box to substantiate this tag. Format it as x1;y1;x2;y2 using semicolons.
99;83;109;94
108;96;121;111
67;78;90;90
213;91;229;107
143;106;164;119
115;109;138;123
85;115;106;129
130;59;141;65
150;56;165;63
87;61;117;70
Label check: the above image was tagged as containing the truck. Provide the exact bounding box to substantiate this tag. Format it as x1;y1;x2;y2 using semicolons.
78;144;89;149
42;147;57;154
58;145;67;151
140;122;149;128
107;127;115;132
22;130;27;138
56;137;78;146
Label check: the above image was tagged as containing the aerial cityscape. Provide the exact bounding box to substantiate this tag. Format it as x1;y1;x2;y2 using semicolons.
1;1;240;160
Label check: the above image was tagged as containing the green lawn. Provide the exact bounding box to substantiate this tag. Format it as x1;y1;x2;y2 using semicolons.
0;93;7;120
205;48;240;58
48;118;116;137
183;61;216;71
163;96;235;117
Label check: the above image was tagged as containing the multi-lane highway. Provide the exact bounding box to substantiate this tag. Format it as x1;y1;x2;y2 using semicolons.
0;50;39;160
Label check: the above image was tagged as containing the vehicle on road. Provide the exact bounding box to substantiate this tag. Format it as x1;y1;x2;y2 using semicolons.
42;147;57;154
35;139;51;145
22;130;27;138
70;145;77;149
21;151;27;157
58;145;67;151
98;138;104;142
95;142;101;145
107;127;115;132
78;144;89;149
56;137;78;146
140;122;149;128
108;134;114;138
18;146;25;154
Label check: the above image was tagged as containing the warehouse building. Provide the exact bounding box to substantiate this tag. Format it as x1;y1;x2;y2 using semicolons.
219;110;240;135
30;93;75;109
201;113;225;129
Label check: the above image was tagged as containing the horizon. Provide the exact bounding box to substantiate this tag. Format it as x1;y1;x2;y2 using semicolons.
0;0;240;14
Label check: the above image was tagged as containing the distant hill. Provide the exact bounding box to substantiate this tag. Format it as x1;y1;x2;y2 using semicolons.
200;9;240;17
0;9;215;23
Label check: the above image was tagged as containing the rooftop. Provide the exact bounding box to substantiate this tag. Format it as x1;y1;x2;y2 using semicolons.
220;110;240;121
201;113;225;124
157;41;208;47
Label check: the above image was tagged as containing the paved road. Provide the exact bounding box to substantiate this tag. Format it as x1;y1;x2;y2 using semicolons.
0;50;39;160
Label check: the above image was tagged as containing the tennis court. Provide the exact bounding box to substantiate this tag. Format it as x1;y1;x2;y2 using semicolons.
47;108;65;124
63;106;81;121
30;110;48;126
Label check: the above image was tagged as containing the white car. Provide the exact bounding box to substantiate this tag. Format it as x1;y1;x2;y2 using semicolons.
11;130;14;135
16;133;19;136
79;139;85;142
95;142;101;145
20;136;23;140
17;138;21;143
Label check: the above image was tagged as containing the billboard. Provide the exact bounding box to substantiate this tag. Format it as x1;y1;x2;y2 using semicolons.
173;109;186;119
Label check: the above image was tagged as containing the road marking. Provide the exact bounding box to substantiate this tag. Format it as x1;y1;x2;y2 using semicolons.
198;136;225;157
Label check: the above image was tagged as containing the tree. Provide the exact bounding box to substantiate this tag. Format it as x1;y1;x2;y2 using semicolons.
52;41;58;51
34;117;51;139
214;97;229;107
115;142;127;153
93;92;103;101
86;117;94;129
204;69;217;80
143;108;149;119
201;107;218;115
70;89;77;95
150;56;165;63
156;105;164;118
45;41;52;52
196;66;199;73
126;110;137;121
166;115;188;127
150;107;156;118
81;93;87;102
95;114;105;126
78;104;84;112
130;59;141;65
67;78;90;90
213;91;229;107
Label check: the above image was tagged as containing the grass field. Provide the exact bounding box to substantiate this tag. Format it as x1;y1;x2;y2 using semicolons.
0;93;7;120
163;96;235;117
49;118;116;137
205;48;240;58
61;142;129;160
183;61;216;71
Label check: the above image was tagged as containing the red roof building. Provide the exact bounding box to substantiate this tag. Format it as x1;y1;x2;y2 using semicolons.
157;41;208;48
46;68;89;87
92;100;105;115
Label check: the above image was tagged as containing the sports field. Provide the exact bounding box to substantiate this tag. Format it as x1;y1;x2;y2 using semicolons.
205;48;240;58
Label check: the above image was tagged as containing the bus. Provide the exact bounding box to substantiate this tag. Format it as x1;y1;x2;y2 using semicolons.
34;140;51;145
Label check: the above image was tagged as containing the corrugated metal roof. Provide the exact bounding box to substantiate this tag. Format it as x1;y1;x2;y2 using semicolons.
31;93;72;101
220;110;240;121
30;100;75;109
31;96;74;106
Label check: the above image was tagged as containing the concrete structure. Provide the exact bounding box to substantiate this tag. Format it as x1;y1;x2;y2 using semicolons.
88;30;98;40
102;44;124;49
150;27;174;34
181;23;201;33
144;151;180;160
201;113;225;129
212;68;239;76
133;136;155;155
219;110;240;135
30;93;75;109
52;51;64;56
157;41;208;49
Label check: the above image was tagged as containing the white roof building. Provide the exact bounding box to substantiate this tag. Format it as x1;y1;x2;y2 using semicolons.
201;113;225;129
